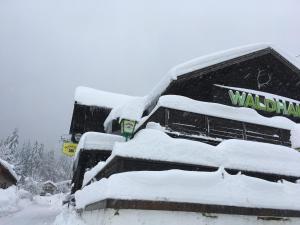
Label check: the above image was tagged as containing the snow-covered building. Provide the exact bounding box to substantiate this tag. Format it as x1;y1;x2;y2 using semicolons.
41;180;57;195
0;158;18;189
67;44;300;224
71;44;300;146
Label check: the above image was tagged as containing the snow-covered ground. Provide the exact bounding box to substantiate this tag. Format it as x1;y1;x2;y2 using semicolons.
0;186;64;225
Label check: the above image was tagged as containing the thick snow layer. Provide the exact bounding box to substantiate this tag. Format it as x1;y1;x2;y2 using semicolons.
80;208;300;225
104;96;147;128
0;186;64;225
104;43;300;127
112;129;300;177
74;132;125;160
0;186;20;216
163;43;300;79
82;161;105;187
291;124;300;149
155;95;295;130
75;169;300;210
0;158;18;181
74;86;134;108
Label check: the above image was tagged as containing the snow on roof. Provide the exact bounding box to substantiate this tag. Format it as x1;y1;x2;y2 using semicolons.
0;158;18;181
43;180;57;187
104;43;300;127
74;86;135;108
111;129;300;177
55;180;71;186
163;43;300;79
75;168;300;210
74;132;125;160
104;96;147;128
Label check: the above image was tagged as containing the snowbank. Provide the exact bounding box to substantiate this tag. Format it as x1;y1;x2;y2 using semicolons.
74;86;134;108
0;190;64;225
291;124;300;149
111;129;300;177
0;158;18;181
75;169;300;210
74;132;125;160
0;186;19;216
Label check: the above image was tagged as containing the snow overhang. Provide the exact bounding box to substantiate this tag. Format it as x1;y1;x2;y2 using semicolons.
74;86;135;109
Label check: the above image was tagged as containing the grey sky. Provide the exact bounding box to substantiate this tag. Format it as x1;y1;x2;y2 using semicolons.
0;0;299;151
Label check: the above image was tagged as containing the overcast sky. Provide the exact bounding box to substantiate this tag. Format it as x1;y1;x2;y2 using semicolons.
0;0;300;151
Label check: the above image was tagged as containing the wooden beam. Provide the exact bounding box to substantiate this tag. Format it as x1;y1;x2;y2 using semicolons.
82;198;300;218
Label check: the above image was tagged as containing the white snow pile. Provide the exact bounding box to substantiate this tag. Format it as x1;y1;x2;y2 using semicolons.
104;43;300;127
53;208;86;225
0;189;64;225
111;129;300;177
74;86;134;108
74;132;125;160
0;158;18;181
0;186;21;216
82;161;106;187
75;169;300;210
291;124;300;149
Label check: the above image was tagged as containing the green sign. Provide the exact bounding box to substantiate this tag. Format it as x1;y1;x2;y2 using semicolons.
120;119;137;141
228;90;300;118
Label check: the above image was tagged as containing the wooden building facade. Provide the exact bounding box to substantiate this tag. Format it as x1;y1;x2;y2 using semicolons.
69;44;300;194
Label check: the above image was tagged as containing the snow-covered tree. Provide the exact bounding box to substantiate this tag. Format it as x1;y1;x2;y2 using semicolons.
1;130;73;193
0;128;19;164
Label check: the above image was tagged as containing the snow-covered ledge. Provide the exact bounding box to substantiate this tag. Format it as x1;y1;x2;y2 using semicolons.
75;169;300;211
291;124;300;150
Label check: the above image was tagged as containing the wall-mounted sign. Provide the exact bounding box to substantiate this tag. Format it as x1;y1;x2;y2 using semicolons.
62;142;77;157
213;84;300;119
228;89;300;118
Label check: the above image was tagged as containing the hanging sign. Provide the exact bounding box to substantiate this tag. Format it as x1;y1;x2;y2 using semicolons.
62;142;77;157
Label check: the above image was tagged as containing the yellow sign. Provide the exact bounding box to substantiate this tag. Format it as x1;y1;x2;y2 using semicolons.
62;142;77;157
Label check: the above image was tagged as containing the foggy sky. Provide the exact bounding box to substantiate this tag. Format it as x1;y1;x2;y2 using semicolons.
0;0;300;151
